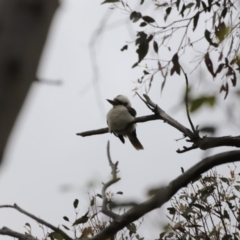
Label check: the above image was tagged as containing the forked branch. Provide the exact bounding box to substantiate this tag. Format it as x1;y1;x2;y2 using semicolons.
0;204;72;240
77;94;240;152
101;141;121;220
0;227;37;240
92;149;240;240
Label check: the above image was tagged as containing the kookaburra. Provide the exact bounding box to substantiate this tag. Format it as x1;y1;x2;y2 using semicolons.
106;95;143;150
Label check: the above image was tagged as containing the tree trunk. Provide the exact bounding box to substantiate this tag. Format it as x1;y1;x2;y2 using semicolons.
0;0;59;166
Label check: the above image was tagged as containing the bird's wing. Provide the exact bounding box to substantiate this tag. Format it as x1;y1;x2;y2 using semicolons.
127;107;137;117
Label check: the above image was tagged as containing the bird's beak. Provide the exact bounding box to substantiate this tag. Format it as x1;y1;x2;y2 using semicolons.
106;99;118;106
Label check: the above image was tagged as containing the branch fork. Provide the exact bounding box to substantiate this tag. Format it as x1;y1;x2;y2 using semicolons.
77;94;240;153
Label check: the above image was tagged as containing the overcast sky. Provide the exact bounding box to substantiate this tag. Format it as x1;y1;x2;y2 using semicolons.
0;0;239;239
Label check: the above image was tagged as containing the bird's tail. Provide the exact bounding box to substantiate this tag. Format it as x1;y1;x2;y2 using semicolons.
127;131;144;150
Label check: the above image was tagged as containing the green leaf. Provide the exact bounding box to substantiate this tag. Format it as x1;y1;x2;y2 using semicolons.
48;232;64;240
176;0;180;10
170;53;181;75
90;197;95;206
204;31;218;47
101;0;119;4
185;2;195;9
215;22;229;42
96;193;102;198
140;22;147;27
62;225;70;230
132;62;138;68
223;210;230;220
135;32;149;64
164;7;172;21
220;83;229;99
167;207;176;215
142;16;155;23
201;1;207;12
220;177;229;184
25;223;31;228
180;4;186;17
193;204;207;211
193;13;199;31
195;0;201;9
199;126;216;134
121;45;128;51
221;7;227;18
234;185;240;192
63;216;69;222
127;223;137;236
130;11;142;23
153;41;158;54
155;3;168;9
72;211;89;226
215;63;224;75
204;52;215;77
190;96;216;112
73;199;79;209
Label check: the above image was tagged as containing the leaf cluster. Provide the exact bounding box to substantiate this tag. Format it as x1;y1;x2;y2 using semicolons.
159;167;240;240
104;0;240;101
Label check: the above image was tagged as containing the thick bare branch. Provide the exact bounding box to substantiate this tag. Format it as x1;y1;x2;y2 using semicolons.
101;142;121;220
0;227;37;240
92;150;240;240
197;136;240;150
0;204;72;240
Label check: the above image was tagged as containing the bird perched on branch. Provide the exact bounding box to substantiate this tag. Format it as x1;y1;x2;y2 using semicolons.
106;95;143;150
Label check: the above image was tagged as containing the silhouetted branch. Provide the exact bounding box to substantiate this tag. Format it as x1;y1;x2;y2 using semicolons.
142;94;195;139
101;142;121;220
77;94;240;152
92;150;240;240
0;227;37;240
181;66;196;133
76;115;159;137
0;204;72;240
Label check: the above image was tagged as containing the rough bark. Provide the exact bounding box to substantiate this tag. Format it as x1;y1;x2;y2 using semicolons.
0;0;59;166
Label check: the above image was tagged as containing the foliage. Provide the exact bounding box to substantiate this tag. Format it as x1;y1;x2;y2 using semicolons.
27;192;143;240
105;0;240;101
160;166;240;240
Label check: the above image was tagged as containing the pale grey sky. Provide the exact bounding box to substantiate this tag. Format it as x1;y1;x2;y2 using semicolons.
0;0;238;239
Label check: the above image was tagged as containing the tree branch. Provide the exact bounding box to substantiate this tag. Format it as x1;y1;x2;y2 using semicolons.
92;150;240;240
0;227;38;240
77;94;240;152
0;204;72;240
101;141;121;220
181;66;196;133
142;94;195;139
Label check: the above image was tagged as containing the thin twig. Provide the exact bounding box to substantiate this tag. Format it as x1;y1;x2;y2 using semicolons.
180;66;196;133
0;227;38;240
76;115;159;137
0;204;72;240
101;141;121;220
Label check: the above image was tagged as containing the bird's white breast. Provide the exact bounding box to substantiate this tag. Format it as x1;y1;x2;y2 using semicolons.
107;105;135;134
